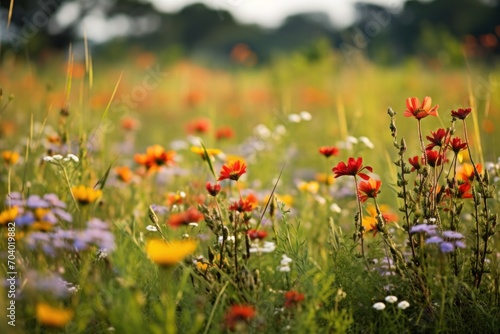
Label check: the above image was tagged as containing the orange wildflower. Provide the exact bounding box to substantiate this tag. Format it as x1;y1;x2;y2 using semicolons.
115;166;133;183
134;145;175;171
2;150;19;165
224;305;256;331
218;160;247;181
404;96;439;120
358;178;382;202
167;207;204;228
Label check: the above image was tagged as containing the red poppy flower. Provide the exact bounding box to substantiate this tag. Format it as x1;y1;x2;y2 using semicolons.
358;178;382;202
206;182;221;197
332;157;373;180
215;126;235;140
224;305;256;331
167;207;204;228
408;155;422;172
218;160;247;181
319;146;339;158
449;137;468;154
248;229;267;240
229;194;258;212
186;118;211;134
404;96;439;120
456;183;473;199
426;128;449;150
121;117;139;131
451;107;472;120
425;150;445;167
284;290;305;308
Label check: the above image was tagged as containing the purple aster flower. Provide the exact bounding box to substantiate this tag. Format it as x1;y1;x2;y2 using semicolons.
5;192;24;207
53;208;73;223
26;195;49;208
17;212;35;227
150;204;169;215
25;270;73;298
455;240;466;249
87;218;109;230
426;236;443;244
43;194;67;209
410;224;438;235
440;242;455;253
442;231;464;239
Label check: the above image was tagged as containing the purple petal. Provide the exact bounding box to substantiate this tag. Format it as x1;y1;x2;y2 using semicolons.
426;236;443;244
442;231;464;239
27;195;49;208
440;242;455;253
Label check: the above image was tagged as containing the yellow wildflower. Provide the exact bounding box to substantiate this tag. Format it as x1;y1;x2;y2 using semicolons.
146;239;197;267
190;146;223;159
71;185;102;205
36;303;74;328
0;206;18;225
297;181;319;194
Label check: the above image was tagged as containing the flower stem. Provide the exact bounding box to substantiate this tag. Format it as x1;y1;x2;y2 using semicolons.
353;176;366;261
61;164;80;211
417;119;426;165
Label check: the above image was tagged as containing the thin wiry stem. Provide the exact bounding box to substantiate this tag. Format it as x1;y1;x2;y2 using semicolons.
417;119;427;165
353;176;366;262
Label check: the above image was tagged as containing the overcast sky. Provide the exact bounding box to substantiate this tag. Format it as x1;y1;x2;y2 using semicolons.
150;0;407;28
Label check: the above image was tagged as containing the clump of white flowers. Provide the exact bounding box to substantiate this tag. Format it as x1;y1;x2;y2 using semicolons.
397;301;410;310
287;111;312;123
278;254;292;272
385;295;398;303
43;153;79;164
372;302;386;311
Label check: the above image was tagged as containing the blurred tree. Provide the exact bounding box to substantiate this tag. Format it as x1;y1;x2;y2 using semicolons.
0;0;499;63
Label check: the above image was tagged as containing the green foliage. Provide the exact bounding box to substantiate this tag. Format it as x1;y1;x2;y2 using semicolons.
0;48;499;334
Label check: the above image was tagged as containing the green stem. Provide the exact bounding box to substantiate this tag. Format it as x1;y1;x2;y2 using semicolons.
61;164;80;211
353;176;366;262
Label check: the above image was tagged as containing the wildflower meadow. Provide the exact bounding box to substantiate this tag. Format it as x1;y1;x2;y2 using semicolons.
1;43;500;333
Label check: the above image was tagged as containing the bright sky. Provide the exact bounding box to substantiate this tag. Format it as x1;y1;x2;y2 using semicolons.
150;0;406;28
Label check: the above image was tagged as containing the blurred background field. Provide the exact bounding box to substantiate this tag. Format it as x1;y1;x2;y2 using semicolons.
1;0;500;333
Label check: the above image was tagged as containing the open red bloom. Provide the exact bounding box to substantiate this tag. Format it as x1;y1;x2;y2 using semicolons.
358;178;382;202
404;96;439;120
248;229;267;240
426;128;449;150
224;305;256;331
167;207;204;228
449;137;468;154
215;126;235;140
134;145;176;171
284;290;305;308
229;194;258;212
408;155;422;172
218;160;247;181
319;146;339;158
451;108;472;120
206;182;221;197
446;182;473;199
332;157;372;180
425;150;445;167
456;183;473;199
186;118;211;134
